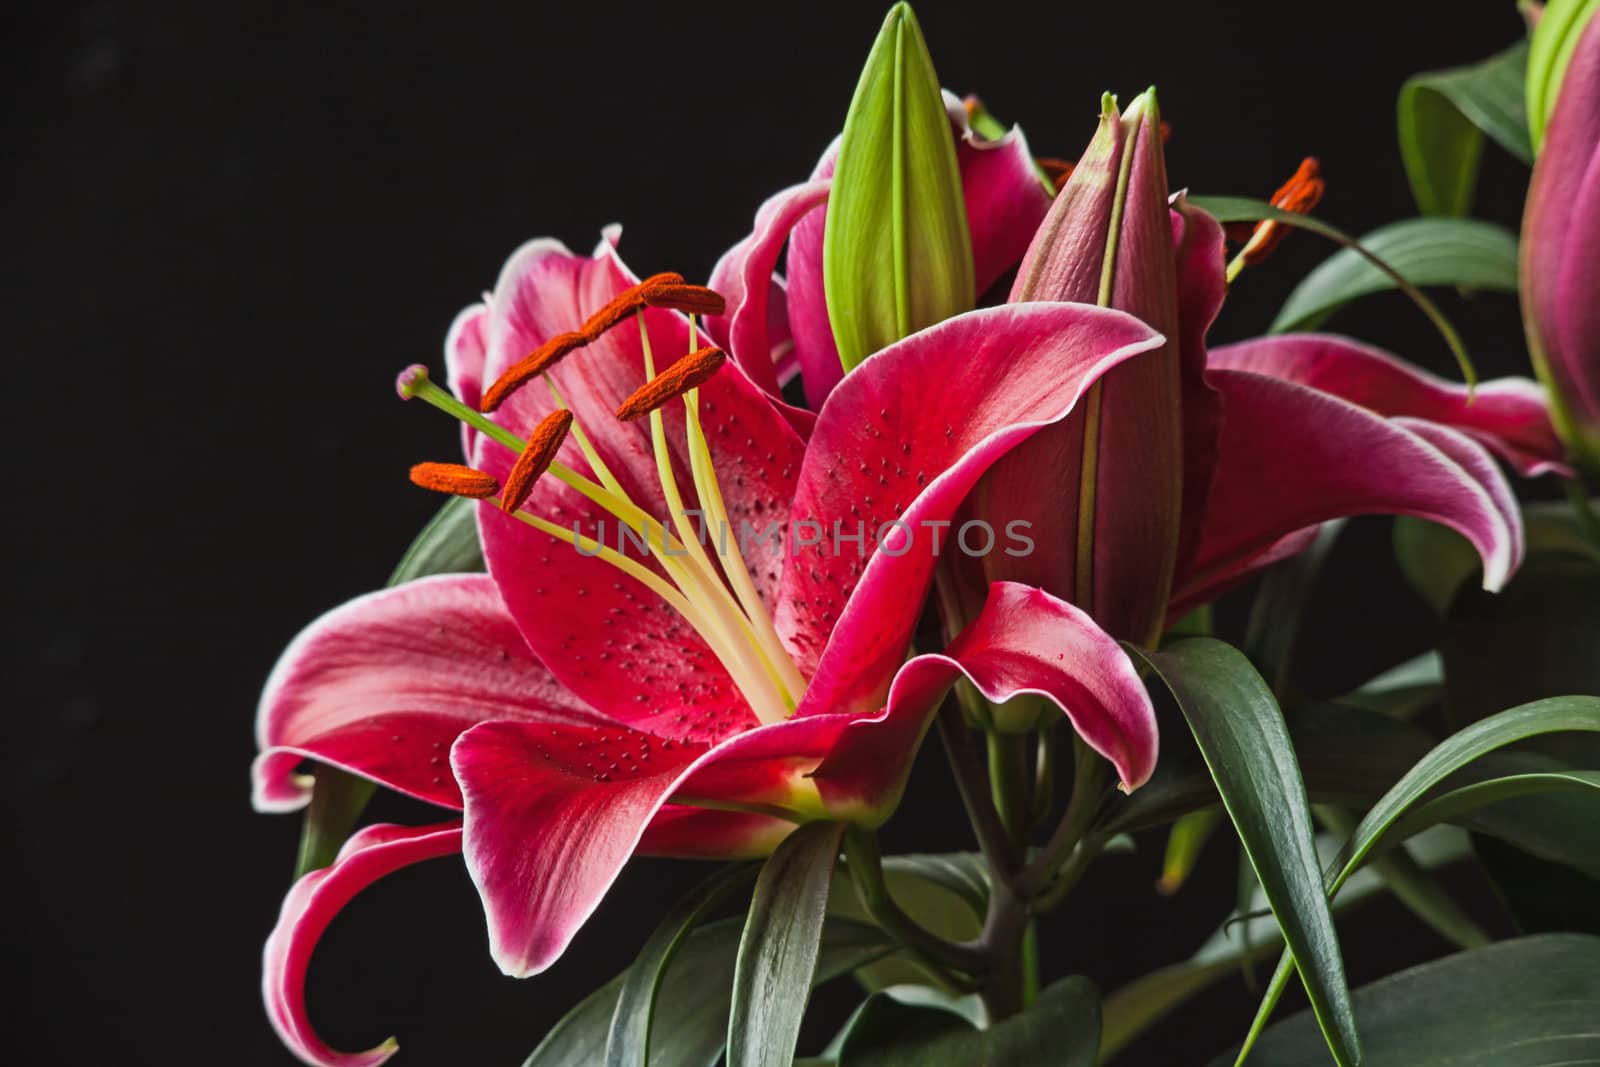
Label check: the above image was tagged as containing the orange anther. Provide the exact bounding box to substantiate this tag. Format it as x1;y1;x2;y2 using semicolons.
615;346;727;421
500;409;574;513
409;462;500;499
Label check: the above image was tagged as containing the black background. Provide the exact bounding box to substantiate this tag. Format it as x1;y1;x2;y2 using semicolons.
5;2;1539;1064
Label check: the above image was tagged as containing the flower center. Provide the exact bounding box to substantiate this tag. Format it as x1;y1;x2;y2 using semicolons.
398;278;806;726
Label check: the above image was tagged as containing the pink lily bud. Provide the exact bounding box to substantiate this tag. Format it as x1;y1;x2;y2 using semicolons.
1521;12;1600;474
978;89;1184;648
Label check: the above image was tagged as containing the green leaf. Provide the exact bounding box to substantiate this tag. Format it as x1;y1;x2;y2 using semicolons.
728;821;847;1067
1393;515;1485;614
837;976;1100;1066
387;495;485;585
1189;195;1477;386
1398;41;1532;216
292;767;377;877
1335;652;1442;720
1156;809;1224;896
1528;0;1600;150
293;495;488;875
1100;827;1472;1061
1211;934;1600;1066
1235;695;1600;1061
1132;639;1360;1067
606;863;758;1067
524;917;893;1067
1314;806;1489;952
1102;702;1435;835
827;852;988;992
1270;219;1518;333
1242;520;1345;693
823;2;974;372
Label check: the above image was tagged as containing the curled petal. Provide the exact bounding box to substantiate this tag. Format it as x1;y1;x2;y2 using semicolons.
263;822;463;1067
704;179;829;436
451;720;708;976
252;575;600;813
809;580;1157;810
1209;334;1569;477
1174;369;1524;611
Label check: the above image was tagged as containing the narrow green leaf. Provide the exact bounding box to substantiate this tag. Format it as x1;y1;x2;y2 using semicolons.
387;495;485;585
1189;195;1477;386
838;976;1100;1066
1242;520;1345;693
728;821;847;1067
823;2;974;372
826;853;986;992
292;767;377;877
1335;653;1442;720
606;863;758;1067
524;917;893;1067
1315;806;1488;952
1157;809;1224;896
1133;639;1360;1067
1235;695;1600;1061
1213;935;1600;1066
1398;40;1532;216
1270;219;1519;334
1100;827;1472;1060
293;495;487;874
1393;516;1483;614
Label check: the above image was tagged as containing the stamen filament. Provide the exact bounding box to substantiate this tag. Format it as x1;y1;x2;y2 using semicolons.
684;386;808;707
636;310;793;724
543;375;627;499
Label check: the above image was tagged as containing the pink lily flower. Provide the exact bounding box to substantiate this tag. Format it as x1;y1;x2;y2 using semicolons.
962;92;1563;648
255;228;1167;1064
1522;11;1600;474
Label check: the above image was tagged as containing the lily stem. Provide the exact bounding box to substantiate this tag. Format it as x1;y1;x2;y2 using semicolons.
843;827;988;976
987;731;1032;848
1565;476;1600;545
1018;736;1108;900
937;701;1019;876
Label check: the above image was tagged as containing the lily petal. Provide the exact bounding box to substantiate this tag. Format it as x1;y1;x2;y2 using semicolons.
1208;334;1569;476
637;805;796;858
451;719;711;976
784;97;1052;407
1170;198;1229;574
444;303;489;458
780;302;1164;716
812;580;1158;804
252;575;601;813
704;179;829;436
263;822;464;1067
1174;369;1523;611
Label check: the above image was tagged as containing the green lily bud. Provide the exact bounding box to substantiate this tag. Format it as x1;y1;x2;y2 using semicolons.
1527;0;1600;150
823;2;975;373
